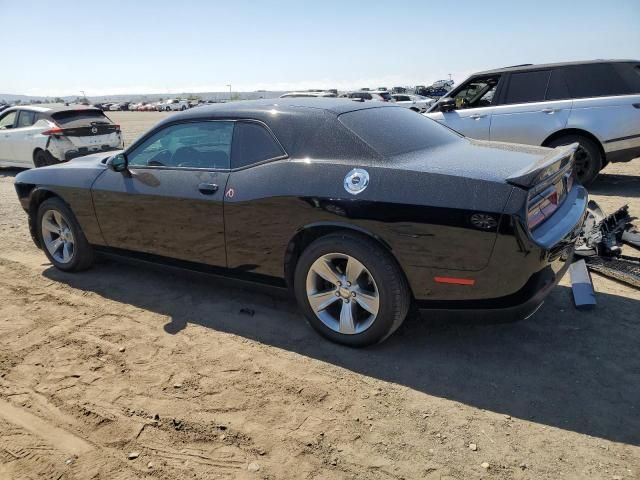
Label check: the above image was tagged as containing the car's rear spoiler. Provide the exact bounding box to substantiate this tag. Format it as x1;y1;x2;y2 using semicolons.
506;143;578;190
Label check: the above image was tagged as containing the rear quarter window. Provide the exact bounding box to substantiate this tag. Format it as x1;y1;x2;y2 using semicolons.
231;121;285;169
564;63;630;98
339;106;460;157
612;62;640;94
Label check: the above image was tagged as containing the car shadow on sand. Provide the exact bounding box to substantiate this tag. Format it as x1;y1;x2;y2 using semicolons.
590;173;640;198
0;167;25;178
43;258;640;446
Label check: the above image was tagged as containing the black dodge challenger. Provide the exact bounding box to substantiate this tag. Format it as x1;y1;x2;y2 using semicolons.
14;98;588;346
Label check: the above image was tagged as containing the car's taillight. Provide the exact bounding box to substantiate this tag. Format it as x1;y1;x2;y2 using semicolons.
527;185;561;230
41;127;64;136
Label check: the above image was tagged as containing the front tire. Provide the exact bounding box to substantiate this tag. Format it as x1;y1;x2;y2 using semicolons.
294;232;410;347
37;197;94;272
546;134;602;186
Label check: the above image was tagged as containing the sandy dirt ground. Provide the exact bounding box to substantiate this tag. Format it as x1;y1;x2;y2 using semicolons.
0;111;639;480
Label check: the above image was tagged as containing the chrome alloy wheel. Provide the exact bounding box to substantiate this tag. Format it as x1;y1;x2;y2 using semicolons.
41;210;75;264
305;253;379;335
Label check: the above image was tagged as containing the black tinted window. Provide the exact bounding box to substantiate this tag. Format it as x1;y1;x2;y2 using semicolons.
339;107;460;157
503;70;550;104
17;110;36;128
612;62;640;94
232;122;285;168
564;63;629;98
128;121;234;169
545;69;570;100
52;109;111;127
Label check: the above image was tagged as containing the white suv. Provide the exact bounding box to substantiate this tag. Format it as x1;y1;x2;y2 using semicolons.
160;99;190;111
425;60;640;185
0;106;123;168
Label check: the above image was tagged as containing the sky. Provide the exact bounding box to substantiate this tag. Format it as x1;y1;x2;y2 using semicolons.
1;0;639;97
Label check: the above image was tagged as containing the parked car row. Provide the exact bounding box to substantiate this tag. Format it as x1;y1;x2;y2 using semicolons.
93;99;194;112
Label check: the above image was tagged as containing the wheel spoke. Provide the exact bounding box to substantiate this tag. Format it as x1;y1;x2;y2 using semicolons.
354;288;379;315
47;238;64;255
345;257;365;284
42;218;59;234
62;242;72;263
312;259;341;286
339;301;357;334
308;290;340;313
52;211;64;228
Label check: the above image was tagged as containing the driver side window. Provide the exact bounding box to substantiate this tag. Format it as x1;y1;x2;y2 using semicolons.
127;121;234;169
451;75;500;110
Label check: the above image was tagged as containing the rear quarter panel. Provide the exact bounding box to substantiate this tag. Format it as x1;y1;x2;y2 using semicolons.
223;159;513;298
568;94;640;146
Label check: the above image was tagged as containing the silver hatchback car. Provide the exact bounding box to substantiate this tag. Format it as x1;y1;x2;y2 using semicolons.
425;60;640;185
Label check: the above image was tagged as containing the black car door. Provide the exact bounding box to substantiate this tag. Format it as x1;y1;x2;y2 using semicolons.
91;120;233;267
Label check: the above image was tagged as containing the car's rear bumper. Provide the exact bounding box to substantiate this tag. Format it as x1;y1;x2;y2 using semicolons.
415;248;573;319
414;186;587;320
62;145;120;161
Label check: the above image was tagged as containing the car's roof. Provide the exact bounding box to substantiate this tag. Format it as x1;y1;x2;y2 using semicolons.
163;97;397;122
474;59;640;76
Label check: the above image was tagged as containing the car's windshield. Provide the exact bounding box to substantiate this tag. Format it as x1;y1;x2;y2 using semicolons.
339;106;461;157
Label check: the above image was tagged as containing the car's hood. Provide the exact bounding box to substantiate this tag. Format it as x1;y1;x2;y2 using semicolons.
389;139;574;188
15;150;120;188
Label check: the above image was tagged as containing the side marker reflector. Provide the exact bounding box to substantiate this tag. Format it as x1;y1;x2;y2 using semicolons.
434;276;475;286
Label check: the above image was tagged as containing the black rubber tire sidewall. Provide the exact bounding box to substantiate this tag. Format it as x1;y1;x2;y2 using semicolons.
36;197;94;272
33;150;48;168
294;232;410;347
547;135;602;186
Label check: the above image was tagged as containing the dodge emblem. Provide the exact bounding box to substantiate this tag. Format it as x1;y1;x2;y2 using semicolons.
344;168;369;195
91;126;98;134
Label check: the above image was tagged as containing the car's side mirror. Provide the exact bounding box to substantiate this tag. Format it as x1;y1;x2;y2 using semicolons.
439;98;456;112
108;153;128;172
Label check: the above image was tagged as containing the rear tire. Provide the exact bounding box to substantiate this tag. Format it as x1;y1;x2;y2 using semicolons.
33;149;55;168
36;197;94;272
546;134;602;186
294;232;410;347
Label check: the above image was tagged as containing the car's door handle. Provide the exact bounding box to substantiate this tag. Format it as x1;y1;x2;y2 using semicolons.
198;183;219;195
542;108;558;114
469;114;486;120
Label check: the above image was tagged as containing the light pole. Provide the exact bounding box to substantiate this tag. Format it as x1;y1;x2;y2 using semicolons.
226;84;232;101
80;90;87;102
